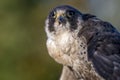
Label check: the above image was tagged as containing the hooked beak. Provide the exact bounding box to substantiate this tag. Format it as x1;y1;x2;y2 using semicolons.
56;13;66;24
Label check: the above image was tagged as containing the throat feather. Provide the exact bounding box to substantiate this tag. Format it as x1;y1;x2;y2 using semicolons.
57;32;71;45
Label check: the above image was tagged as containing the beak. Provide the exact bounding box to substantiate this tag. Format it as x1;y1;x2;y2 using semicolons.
56;13;66;24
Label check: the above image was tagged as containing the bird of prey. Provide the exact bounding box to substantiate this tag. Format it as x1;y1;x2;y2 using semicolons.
45;5;120;80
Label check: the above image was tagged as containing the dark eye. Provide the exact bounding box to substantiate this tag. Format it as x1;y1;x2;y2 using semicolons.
51;12;56;18
66;10;75;18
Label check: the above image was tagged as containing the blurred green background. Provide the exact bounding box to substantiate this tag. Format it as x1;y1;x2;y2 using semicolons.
0;0;120;80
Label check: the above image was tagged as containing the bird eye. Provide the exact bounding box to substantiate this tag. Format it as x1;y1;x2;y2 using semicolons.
51;12;56;18
66;10;75;18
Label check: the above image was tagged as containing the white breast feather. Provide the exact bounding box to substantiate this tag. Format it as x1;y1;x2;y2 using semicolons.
46;31;75;66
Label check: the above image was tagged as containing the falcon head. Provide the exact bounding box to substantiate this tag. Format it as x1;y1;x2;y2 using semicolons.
45;5;83;38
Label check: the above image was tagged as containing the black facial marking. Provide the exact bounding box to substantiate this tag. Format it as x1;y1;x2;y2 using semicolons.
48;11;56;32
48;19;55;32
65;9;81;31
47;5;83;32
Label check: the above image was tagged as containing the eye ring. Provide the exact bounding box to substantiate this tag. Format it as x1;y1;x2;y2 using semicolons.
66;10;75;18
51;11;56;18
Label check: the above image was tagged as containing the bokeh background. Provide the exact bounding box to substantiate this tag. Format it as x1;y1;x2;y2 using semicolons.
0;0;120;80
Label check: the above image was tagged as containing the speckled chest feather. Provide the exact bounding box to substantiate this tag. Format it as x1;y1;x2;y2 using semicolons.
47;31;86;65
46;31;103;80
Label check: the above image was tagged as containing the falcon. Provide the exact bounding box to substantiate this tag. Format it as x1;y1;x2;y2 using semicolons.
45;5;120;80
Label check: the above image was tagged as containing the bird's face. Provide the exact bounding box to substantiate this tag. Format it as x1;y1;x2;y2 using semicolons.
45;5;83;38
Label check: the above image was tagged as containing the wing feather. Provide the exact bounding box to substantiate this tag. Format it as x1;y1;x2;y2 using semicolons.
87;21;120;80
